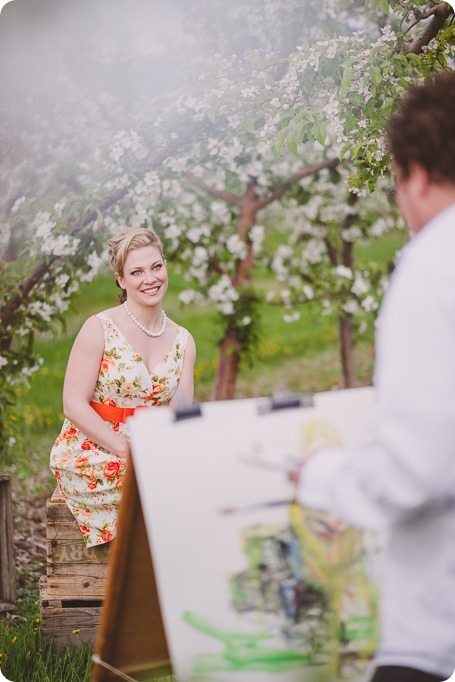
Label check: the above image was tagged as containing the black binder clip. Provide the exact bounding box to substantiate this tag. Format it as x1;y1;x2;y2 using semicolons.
173;403;203;422
258;394;314;414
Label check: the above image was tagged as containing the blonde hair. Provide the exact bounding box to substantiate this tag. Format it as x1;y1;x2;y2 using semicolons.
107;227;164;303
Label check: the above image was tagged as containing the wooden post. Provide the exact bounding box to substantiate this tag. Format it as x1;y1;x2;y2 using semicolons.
0;474;16;612
91;458;171;681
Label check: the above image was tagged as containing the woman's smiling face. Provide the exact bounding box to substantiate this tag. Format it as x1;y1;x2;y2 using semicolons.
118;245;168;306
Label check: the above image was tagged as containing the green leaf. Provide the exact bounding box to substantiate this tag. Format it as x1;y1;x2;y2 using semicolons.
350;142;363;160
378;0;389;14
274;127;289;155
341;66;352;94
339;142;353;158
311;122;327;146
370;66;382;86
294;121;307;145
286;131;298;155
345;111;357;130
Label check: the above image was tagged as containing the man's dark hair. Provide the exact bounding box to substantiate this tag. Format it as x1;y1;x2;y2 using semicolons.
387;69;455;183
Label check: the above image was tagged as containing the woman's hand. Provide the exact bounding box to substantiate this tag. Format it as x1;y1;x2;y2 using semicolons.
115;436;131;459
288;468;301;485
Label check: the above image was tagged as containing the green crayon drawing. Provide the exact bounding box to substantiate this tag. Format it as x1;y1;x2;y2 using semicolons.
182;418;381;680
182;611;311;673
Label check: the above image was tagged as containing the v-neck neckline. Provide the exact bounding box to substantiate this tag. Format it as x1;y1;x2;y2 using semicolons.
100;312;180;376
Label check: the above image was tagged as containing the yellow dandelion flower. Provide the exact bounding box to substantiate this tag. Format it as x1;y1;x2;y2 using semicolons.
72;628;81;635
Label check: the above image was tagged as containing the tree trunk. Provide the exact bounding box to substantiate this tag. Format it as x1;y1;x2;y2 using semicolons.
338;314;356;388
337;234;357;387
214;330;241;399
214;182;258;400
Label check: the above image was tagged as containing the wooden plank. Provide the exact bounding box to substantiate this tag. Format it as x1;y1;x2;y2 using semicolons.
0;600;15;613
91;460;171;682
45;572;108;598
0;475;16;608
46;523;86;541
47;562;108;579
46;497;88;542
47;539;110;565
40;575;103;606
40;575;103;651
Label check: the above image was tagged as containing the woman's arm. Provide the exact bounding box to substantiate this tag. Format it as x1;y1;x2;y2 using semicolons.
62;316;130;458
169;333;196;409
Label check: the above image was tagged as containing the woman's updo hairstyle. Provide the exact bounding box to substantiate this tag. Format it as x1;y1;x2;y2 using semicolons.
107;227;164;303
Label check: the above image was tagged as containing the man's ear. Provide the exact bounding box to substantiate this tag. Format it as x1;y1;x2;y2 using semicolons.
409;162;431;198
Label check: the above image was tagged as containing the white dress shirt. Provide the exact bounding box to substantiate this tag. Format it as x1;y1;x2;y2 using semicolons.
297;202;455;679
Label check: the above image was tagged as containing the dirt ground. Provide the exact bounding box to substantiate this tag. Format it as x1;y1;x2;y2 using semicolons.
11;478;50;592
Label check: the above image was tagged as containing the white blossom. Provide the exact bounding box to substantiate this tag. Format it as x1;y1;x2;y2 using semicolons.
240;316;252;326
226;234;248;259
10;196;26;214
335;265;353;279
178;289;203;305
303;239;325;265
342;300;361;315
351;275;369;296
28;300;55;322
302;285;314;300
283;310;300;323
342;226;362;242
250;224;265;255
362;295;378;312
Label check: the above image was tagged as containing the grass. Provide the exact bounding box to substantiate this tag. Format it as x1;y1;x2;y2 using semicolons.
0;587;176;682
0;589;93;682
1;227;406;681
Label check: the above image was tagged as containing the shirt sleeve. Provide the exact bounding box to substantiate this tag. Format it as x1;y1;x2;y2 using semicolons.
297;245;455;529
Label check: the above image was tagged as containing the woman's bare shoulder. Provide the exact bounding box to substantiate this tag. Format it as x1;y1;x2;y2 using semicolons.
96;305;124;325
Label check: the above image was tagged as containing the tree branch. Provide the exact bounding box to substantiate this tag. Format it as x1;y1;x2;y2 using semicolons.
324;236;338;267
404;2;453;55
404;6;443;34
255;158;339;210
208;257;229;277
0;186;129;348
0;122;207;338
184;173;242;206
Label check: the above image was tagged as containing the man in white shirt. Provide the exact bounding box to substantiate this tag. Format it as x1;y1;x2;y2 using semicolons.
294;71;455;682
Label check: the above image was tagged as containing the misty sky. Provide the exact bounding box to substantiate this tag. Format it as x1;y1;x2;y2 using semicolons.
0;0;185;59
0;0;198;156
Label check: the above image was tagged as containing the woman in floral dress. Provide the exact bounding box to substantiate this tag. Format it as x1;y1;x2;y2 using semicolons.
50;227;196;547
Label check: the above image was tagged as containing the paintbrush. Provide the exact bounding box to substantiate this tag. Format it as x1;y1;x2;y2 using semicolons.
219;498;295;515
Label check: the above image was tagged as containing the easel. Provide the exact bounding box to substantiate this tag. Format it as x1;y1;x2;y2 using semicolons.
91;459;172;682
92;391;378;682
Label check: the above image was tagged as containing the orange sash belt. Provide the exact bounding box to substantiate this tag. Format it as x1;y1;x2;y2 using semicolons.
89;401;147;423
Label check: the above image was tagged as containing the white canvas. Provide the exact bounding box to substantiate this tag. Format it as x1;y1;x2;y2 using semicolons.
129;387;381;682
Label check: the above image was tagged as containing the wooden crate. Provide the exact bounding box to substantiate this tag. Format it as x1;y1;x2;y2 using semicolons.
40;489;111;649
0;474;16;613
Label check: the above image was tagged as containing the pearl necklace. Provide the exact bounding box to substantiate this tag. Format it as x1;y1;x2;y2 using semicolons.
124;302;167;338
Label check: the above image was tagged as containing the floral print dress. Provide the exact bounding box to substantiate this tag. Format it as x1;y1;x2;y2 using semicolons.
50;311;190;548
